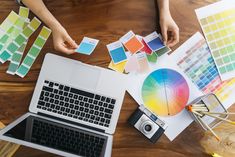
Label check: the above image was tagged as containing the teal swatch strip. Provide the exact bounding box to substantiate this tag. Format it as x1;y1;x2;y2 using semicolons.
16;26;51;78
0;17;41;63
7;41;27;75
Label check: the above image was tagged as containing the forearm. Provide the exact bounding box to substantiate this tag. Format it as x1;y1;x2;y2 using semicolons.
156;0;171;19
22;0;62;29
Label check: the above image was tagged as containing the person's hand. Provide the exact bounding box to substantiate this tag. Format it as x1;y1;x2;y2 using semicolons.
160;13;179;47
51;25;78;55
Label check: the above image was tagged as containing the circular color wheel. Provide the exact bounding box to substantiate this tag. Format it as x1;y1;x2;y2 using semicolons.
141;68;189;116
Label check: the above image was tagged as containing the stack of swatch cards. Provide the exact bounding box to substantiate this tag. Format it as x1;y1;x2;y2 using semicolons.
0;7;51;78
107;31;171;73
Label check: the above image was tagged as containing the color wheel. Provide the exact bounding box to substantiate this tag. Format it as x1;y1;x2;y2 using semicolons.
141;68;189;116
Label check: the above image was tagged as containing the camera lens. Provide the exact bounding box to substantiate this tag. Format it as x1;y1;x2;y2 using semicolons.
144;124;152;132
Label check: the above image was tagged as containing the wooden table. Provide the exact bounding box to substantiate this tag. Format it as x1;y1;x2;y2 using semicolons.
0;0;234;156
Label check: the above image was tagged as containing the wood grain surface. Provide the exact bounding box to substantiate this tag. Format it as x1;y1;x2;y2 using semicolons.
0;0;234;157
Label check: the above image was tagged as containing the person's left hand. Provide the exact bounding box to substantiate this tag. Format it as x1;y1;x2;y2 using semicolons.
160;13;179;47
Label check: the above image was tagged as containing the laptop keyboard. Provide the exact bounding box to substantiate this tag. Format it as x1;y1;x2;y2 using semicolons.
31;118;106;157
37;80;116;128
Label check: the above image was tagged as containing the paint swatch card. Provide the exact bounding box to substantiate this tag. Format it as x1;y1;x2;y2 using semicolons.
146;52;158;63
136;52;150;73
7;41;27;75
0;11;19;36
155;46;171;57
143;31;165;51
16;26;51;77
0;17;41;63
136;35;152;54
124;54;140;73
107;41;127;64
76;37;99;55
108;60;127;73
120;31;143;54
195;0;235;80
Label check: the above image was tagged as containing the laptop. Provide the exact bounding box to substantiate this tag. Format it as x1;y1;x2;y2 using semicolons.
0;53;127;157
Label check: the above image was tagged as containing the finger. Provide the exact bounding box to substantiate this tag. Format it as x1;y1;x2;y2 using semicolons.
55;43;76;55
65;35;78;48
161;27;168;45
168;29;179;47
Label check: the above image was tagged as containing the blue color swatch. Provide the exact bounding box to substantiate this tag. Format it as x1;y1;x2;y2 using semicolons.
76;43;95;55
147;37;164;51
109;47;127;64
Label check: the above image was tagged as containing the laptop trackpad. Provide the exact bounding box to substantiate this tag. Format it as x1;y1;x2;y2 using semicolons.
69;64;101;91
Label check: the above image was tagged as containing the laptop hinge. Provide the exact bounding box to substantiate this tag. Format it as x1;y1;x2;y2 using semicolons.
38;112;105;133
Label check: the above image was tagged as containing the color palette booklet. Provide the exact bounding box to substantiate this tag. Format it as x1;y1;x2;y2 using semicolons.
195;0;235;81
127;53;202;141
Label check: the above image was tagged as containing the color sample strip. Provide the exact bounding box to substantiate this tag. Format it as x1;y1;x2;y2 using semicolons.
146;52;158;63
107;41;127;64
0;17;41;63
124;54;140;73
16;26;51;78
120;31;143;54
155;46;171;56
7;41;27;75
136;35;152;54
0;11;19;36
143;31;165;51
170;32;235;107
0;16;27;53
136;52;149;73
108;60;127;73
75;37;99;55
195;0;235;80
19;6;29;18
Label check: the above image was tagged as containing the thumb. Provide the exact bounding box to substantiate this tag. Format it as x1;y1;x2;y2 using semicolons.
65;34;78;48
161;27;168;45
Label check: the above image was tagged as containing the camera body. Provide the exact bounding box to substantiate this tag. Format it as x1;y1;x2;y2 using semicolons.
128;105;167;143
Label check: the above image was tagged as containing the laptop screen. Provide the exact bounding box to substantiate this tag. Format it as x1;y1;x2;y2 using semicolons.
3;115;107;157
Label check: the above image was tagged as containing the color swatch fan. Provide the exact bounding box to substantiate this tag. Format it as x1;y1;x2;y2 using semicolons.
141;69;189;116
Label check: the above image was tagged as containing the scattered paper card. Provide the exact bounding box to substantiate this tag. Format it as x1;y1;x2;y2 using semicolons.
120;31;143;54
136;52;150;73
124;54;140;73
108;60;127;73
107;41;127;64
143;31;165;51
76;37;99;55
146;52;158;63
155;46;171;56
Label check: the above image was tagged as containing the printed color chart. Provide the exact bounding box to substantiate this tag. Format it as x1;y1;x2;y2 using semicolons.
16;26;51;77
196;0;235;80
170;32;235;107
141;69;189;116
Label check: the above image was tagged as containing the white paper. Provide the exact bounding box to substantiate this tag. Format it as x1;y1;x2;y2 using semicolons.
127;53;202;141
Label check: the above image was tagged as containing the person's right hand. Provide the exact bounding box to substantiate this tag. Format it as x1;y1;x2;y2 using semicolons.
51;25;78;55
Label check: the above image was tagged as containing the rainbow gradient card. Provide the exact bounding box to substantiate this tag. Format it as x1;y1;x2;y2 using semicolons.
196;0;235;80
142;68;189;116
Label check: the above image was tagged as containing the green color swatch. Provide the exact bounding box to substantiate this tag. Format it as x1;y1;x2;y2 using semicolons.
0;17;41;63
19;7;29;18
146;52;158;63
7;42;27;75
16;26;51;78
155;46;171;56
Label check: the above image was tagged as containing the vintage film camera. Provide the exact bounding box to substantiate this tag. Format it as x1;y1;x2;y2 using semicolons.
128;105;167;143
